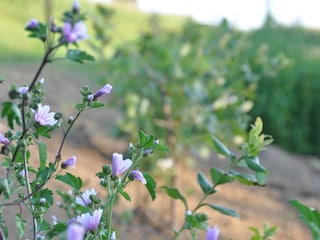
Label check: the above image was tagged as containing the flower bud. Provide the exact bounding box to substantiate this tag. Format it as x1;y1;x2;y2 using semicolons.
26;18;39;29
102;165;112;175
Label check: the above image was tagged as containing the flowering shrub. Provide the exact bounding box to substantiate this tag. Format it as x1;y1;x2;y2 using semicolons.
0;1;319;240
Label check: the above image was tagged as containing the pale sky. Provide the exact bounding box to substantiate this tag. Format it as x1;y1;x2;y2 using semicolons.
137;0;320;30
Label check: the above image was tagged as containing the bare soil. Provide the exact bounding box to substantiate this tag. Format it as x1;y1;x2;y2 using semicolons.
1;64;320;239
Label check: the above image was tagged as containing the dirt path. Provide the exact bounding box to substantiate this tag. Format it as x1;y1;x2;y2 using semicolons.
1;64;320;239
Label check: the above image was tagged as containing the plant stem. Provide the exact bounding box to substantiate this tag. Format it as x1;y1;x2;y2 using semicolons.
23;147;37;239
55;110;82;163
106;182;116;240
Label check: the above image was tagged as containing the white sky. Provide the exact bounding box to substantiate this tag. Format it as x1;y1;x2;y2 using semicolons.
137;0;320;30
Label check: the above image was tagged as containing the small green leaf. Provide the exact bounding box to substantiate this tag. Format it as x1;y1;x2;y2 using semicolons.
47;223;67;238
119;190;131;202
38;141;47;170
230;170;259;186
15;214;26;239
144;173;157;201
244;157;266;173
185;213;209;230
256;171;269;186
206;203;240;218
289;199;320;239
210;168;234;186
0;178;11;198
161;186;188;211
1;102;21;129
197;172;215;194
56;173;82;190
66;49;95;64
211;136;234;157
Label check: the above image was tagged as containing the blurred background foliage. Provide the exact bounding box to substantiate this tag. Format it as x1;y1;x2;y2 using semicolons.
1;0;320;159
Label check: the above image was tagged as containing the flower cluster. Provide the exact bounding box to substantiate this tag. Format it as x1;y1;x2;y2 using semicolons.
25;0;88;45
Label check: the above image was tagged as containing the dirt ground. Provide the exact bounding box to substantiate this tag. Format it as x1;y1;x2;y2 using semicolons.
1;64;320;239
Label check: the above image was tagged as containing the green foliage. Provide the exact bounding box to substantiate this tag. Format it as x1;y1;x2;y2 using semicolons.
66;49;95;64
56;173;83;191
289;200;320;240
248;223;278;240
249;23;320;157
164;118;272;238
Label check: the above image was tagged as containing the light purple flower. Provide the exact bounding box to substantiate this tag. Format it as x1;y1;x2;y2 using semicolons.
77;209;103;231
75;188;97;207
67;223;85;240
129;170;147;184
61;156;77;169
33;104;57;126
52;215;58;225
206;225;220;240
111;231;116;240
26;18;39;29
17;86;29;94
63;21;88;43
112;153;132;177
0;133;9;145
93;84;112;100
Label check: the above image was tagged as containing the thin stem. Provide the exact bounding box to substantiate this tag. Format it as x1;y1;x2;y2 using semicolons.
106;184;116;240
23;147;37;239
55;110;82;164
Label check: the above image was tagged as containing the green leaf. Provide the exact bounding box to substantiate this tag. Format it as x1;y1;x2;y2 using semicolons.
1;102;21;129
210;167;234;186
47;223;67;238
0;178;11;198
230;170;263;186
161;186;188;211
289;200;320;239
211;136;234;157
144;173;157;201
256;171;269;186
119;190;131;202
90;101;105;108
185;213;209;230
15;214;26;240
66;49;95;64
38;141;47;170
197;172;215;194
206;203;240;218
244;157;266;173
56;173;83;190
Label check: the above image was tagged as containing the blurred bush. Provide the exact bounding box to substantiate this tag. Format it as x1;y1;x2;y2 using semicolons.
249;19;320;157
90;6;283;169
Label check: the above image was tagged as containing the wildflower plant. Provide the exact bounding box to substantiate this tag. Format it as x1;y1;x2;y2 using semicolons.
0;1;319;240
0;2;164;239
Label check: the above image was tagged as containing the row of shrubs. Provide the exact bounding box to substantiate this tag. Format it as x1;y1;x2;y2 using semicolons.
249;18;320;157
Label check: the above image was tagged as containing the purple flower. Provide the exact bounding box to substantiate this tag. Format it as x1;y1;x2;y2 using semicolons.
63;21;88;43
26;18;39;29
75;188;97;207
67;223;85;240
77;209;103;231
17;86;29;94
52;215;58;225
112;153;132;177
61;156;77;169
206;225;220;240
93;84;112;100
0;133;9;145
129;170;147;184
33;104;57;126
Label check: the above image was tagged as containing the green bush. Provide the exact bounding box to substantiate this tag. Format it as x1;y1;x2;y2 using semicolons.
94;17;282;170
249;22;320;156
